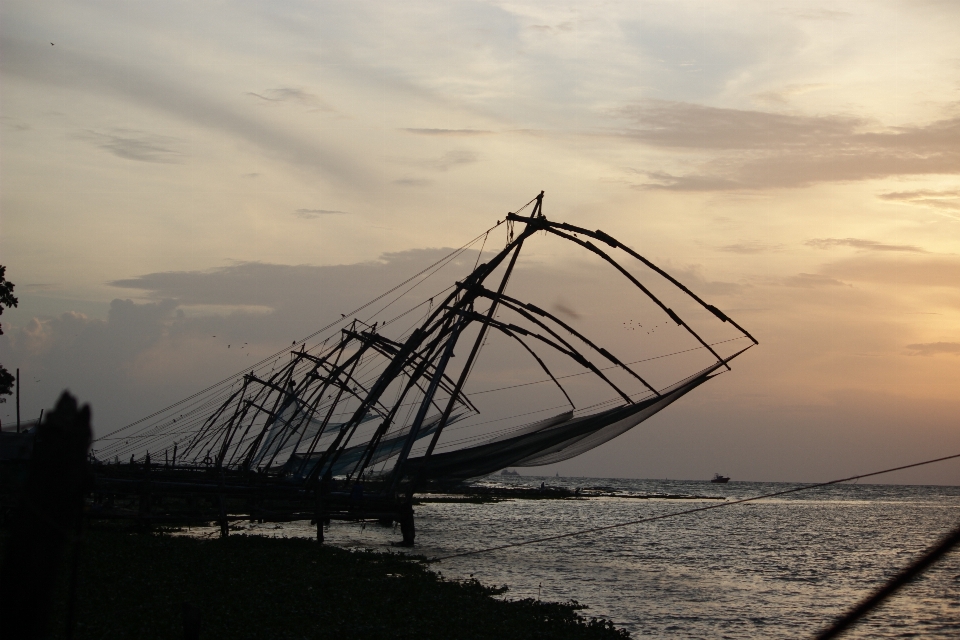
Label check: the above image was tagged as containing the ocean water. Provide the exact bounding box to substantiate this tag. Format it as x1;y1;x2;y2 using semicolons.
196;477;960;638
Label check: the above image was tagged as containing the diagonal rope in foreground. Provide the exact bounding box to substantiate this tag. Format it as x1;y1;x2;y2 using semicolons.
814;520;960;639
428;452;960;562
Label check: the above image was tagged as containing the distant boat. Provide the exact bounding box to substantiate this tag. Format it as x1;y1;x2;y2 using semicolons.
501;469;520;476
711;473;730;484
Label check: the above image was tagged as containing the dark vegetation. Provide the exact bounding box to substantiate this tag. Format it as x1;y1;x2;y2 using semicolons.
0;265;17;401
33;523;628;639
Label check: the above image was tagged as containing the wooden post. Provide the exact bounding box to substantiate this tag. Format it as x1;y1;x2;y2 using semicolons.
315;491;324;543
218;471;228;538
139;454;151;531
398;501;415;547
16;368;20;432
219;497;228;538
219;495;228;538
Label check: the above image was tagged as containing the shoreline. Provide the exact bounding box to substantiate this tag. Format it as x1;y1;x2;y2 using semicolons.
417;483;727;503
32;523;629;639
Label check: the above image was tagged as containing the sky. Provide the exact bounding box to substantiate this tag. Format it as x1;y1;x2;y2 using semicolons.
2;0;959;484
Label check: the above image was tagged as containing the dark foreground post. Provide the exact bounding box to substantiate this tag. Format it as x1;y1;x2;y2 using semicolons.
315;469;332;543
138;455;152;532
218;470;228;538
399;501;415;547
0;392;92;639
315;491;324;543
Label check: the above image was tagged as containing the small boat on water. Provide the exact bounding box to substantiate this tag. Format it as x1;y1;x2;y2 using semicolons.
711;473;730;484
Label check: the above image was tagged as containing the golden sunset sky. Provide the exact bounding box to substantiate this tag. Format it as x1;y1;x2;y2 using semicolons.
2;1;959;483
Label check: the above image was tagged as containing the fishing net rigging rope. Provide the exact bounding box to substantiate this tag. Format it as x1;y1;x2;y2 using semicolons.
467;335;751;397
428;452;960;562
98;216;522;463
95;225;498;446
96;191;746;463
95;333;747;466
431;363;732;451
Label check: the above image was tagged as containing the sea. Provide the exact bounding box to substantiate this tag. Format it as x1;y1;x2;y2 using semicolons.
187;476;960;638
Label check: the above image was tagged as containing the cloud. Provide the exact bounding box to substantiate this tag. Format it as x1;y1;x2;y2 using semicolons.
789;9;852;20
879;189;960;212
718;242;782;254
403;150;478;172
402;128;493;136
805;238;927;253
528;22;574;34
668;266;743;296
820;255;960;288
639;172;741;192
552;300;581;320
393;178;432;187
618;100;960;190
1;115;31;131
107;250;466;309
4;245;752;442
20;283;63;293
780;273;848;288
905;342;960;356
753;83;829;105
16;304;166;362
294;209;348;219
246;87;335;112
2;38;367;187
0;251;478;429
76;129;181;163
619;100;862;150
4;299;179;409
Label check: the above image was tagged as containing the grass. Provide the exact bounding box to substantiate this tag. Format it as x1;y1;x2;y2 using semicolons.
39;523;628;639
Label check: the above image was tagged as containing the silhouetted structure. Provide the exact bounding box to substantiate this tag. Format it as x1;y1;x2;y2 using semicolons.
86;192;756;544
